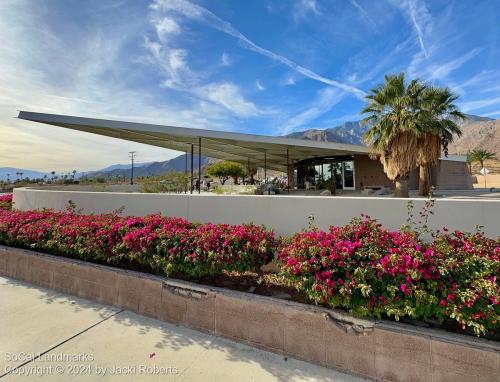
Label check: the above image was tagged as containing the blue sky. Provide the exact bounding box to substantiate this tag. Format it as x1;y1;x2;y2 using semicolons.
1;0;499;171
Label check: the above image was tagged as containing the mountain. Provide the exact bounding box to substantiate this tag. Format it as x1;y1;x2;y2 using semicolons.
287;115;498;155
0;167;49;181
448;117;500;174
286;114;499;174
84;155;215;179
448;118;499;156
287;121;368;145
95;162;152;172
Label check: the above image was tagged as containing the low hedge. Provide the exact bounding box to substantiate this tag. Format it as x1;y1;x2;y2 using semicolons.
278;216;499;336
0;205;277;278
0;194;12;211
0;194;498;336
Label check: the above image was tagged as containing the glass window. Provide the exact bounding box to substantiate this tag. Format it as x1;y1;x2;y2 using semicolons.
343;161;354;188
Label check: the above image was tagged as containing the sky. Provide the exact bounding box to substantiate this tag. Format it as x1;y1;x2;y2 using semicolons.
0;0;499;172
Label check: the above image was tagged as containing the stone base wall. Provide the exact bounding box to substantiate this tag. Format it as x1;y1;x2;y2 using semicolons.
1;245;498;382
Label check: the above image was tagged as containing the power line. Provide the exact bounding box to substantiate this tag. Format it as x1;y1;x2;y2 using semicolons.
129;151;136;185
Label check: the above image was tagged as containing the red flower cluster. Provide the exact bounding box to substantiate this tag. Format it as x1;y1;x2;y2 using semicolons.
0;194;13;211
278;216;499;336
0;208;277;277
1;195;498;336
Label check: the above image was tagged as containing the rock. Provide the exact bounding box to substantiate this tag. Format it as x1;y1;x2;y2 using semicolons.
320;189;332;196
260;260;281;274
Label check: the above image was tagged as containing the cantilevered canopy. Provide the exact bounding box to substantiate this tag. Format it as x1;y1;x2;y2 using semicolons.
17;111;370;172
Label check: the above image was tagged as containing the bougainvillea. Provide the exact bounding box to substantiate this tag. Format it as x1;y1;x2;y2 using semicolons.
0;194;12;211
0;198;498;337
278;216;499;336
0;208;277;277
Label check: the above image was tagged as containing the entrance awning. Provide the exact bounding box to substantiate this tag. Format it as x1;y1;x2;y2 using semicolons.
17;111;370;172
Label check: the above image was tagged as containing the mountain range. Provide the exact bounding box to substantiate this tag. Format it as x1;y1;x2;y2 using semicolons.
80;155;214;180
1;114;498;180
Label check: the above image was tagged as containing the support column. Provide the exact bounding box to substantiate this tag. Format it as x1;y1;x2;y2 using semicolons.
190;143;194;194
264;150;269;195
286;148;290;193
264;150;267;183
198;136;202;194
184;150;188;193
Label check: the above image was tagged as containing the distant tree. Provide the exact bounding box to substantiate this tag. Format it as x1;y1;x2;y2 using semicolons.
51;171;56;182
469;149;496;188
205;161;246;185
468;149;496;172
466;151;474;174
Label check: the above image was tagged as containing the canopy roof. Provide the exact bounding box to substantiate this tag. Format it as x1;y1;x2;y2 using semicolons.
18;111;370;172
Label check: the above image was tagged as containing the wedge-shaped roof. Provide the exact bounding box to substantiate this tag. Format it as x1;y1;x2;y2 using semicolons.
17;111;370;172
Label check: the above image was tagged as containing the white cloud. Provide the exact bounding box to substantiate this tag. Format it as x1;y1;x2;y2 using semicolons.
147;12;262;118
348;0;378;30
282;76;296;86
391;0;432;58
0;1;256;171
452;70;500;96
292;0;321;21
280;87;344;135
409;48;481;82
255;80;265;91
151;0;365;98
427;49;481;81
460;96;500;113
194;83;260;117
482;110;500;118
154;16;180;42
221;52;232;66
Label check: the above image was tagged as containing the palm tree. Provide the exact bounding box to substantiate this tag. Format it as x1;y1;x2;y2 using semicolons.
469;149;495;170
361;73;425;197
468;149;496;187
416;87;464;196
466;151;474;174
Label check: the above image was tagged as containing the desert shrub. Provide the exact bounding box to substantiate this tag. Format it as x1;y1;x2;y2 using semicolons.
140;172;188;193
278;215;499;336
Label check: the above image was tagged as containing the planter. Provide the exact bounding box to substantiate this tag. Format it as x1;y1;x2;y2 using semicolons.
1;245;498;382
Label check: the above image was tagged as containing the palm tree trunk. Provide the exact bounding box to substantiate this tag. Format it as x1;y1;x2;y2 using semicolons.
418;165;430;196
394;176;409;197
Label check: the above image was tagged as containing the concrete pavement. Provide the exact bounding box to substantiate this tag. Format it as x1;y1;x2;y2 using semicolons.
0;276;368;381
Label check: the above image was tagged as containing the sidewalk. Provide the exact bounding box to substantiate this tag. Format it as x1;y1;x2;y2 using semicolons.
0;276;368;381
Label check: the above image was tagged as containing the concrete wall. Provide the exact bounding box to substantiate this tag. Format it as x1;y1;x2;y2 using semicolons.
435;160;474;190
354;155;393;189
1;246;499;382
357;156;473;191
13;188;500;237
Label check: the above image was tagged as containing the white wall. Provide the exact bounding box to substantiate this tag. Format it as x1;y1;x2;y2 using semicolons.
13;188;500;238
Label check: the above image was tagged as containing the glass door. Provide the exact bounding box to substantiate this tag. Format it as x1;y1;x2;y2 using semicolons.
342;161;355;190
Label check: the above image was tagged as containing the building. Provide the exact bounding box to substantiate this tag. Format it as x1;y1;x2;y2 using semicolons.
17;111;473;191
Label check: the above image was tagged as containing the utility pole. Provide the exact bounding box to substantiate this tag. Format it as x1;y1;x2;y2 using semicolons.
129;151;136;185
